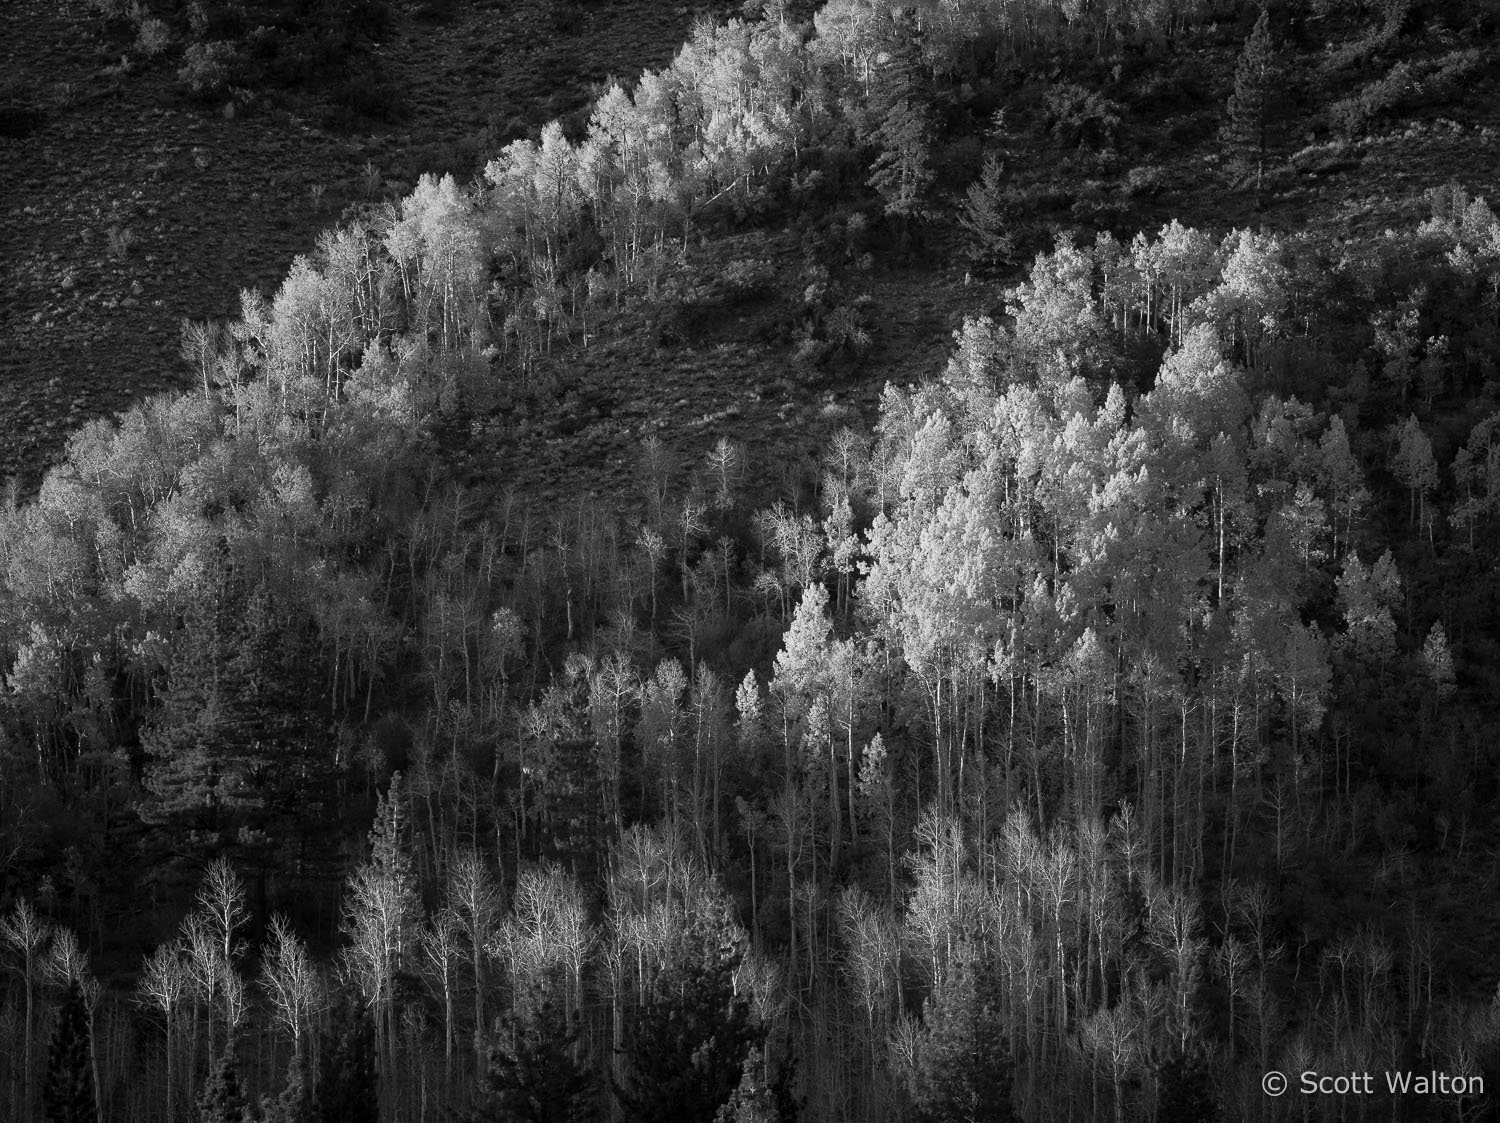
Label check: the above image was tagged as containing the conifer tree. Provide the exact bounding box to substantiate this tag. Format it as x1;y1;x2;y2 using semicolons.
1154;1053;1220;1123
714;1052;798;1123
866;8;932;242
869;100;933;233
1222;9;1277;202
261;1051;314;1123
313;999;379;1123
958;154;1014;272
469;995;599;1123
197;1040;248;1123
908;958;1015;1123
43;979;96;1123
143;577;331;861
614;912;763;1123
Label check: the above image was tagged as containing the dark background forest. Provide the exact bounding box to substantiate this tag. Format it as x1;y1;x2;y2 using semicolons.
3;0;1500;1121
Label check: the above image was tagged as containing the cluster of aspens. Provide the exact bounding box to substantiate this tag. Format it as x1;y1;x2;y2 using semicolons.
5;0;1500;1120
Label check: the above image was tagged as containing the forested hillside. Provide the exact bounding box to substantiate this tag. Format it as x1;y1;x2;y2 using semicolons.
3;0;1500;1121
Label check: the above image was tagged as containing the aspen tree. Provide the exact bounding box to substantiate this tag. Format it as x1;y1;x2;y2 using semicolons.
0;899;50;1121
836;886;899;1067
444;850;503;1069
261;915;323;1062
139;942;188;1123
1450;412;1500;548
1080;1005;1138;1123
342;775;420;1084
1389;414;1438;535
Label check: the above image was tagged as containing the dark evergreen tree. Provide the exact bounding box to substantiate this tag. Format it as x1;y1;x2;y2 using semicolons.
469;995;600;1123
1155;1053;1220;1123
142;573;332;880
870;99;934;228
1221;8;1277;202
261;1051;315;1123
614;913;764;1123
141;578;248;839
198;1040;249;1123
43;980;96;1123
909;958;1015;1123
865;8;932;241
314;999;379;1123
713;1052;799;1123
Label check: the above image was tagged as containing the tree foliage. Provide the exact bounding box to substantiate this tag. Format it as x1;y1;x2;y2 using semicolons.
1222;9;1277;198
42;980;95;1123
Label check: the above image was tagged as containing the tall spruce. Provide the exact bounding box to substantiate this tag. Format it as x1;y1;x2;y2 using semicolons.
866;8;932;240
958;154;1015;271
469;995;600;1123
197;1040;249;1123
1221;8;1277;202
909;959;1015;1123
614;912;763;1123
43;980;96;1123
261;1051;315;1123
313;999;379;1123
142;576;330;863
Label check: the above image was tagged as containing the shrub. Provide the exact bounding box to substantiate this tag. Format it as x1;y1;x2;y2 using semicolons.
0;102;43;140
135;17;172;57
1042;83;1122;149
106;225;137;259
177;40;238;98
329;70;405;125
718;259;778;303
1125;164;1169;197
1328;61;1414;137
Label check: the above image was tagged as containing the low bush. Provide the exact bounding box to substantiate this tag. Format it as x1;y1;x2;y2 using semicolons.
1124;164;1169;198
329;69;406;124
1328;60;1414;136
135;17;173;58
1041;83;1123;150
177;39;239;97
718;259;779;303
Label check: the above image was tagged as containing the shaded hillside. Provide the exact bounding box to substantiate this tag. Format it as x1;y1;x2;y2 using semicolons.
0;0;724;487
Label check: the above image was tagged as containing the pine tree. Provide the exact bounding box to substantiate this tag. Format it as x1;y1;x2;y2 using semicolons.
714;1052;799;1123
1155;1053;1220;1123
908;958;1015;1123
865;7;932;241
1222;8;1276;201
261;1051;314;1123
869;99;933;229
43;980;96;1123
614;912;764;1123
141;583;248;839
1421;622;1457;701
142;576;331;857
197;1041;248;1123
469;996;600;1123
313;999;379;1123
957;154;1014;272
